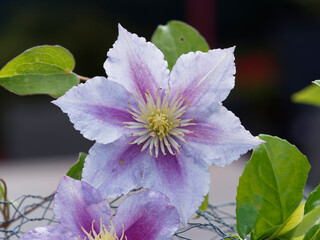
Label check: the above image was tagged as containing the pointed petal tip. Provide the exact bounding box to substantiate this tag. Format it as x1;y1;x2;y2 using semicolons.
117;23;132;38
51;98;58;106
223;46;236;58
257;136;266;143
118;23;124;32
105;23;169;94
252;135;265;147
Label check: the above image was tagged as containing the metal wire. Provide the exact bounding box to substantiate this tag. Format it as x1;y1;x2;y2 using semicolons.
173;204;238;240
0;194;57;239
0;193;237;240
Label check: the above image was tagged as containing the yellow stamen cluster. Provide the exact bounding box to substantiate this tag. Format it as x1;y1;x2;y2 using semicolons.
124;88;195;157
81;219;127;240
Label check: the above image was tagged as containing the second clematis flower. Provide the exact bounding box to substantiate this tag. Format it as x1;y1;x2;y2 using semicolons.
53;24;264;224
21;176;179;240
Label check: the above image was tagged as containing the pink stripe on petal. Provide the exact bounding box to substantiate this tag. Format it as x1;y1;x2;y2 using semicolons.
169;47;235;107
53;176;111;239
104;24;169;95
53;76;132;144
82;137;147;198
143;153;210;225
88;105;132;126
113;191;179;240
185;104;264;167
185;122;221;143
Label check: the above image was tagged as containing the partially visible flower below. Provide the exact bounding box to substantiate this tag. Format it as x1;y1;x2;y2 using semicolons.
20;176;180;240
53;24;264;224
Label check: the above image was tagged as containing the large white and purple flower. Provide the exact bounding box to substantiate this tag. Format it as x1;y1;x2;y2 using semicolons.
53;24;263;224
21;176;180;240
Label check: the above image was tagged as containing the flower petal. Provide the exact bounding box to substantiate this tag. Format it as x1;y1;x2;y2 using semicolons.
113;190;180;240
104;24;169;94
169;47;235;106
143;153;210;225
185;103;264;167
52;76;132;144
82;137;146;198
53;176;112;238
20;225;77;240
82;132;210;225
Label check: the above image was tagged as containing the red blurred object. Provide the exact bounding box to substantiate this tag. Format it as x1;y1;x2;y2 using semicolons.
236;51;278;87
186;0;215;48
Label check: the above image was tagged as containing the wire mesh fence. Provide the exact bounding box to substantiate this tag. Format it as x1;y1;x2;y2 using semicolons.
0;192;238;240
0;194;56;239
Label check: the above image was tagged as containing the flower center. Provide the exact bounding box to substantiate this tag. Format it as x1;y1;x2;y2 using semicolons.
124;88;195;158
149;112;170;137
81;219;127;240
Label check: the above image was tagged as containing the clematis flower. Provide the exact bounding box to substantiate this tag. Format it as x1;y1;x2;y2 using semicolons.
53;24;263;224
21;176;180;240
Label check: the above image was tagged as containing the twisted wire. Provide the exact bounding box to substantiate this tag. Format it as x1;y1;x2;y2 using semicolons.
0;193;237;240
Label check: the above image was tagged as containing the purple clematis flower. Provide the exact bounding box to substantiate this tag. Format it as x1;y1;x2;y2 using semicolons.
53;24;263;224
21;176;180;240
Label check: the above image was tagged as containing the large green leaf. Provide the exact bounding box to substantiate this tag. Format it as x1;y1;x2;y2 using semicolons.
305;184;320;215
0;45;79;97
151;20;209;70
236;135;310;240
66;153;87;180
291;82;320;107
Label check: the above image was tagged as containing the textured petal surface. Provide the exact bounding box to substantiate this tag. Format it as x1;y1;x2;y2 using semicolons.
113;191;180;240
20;225;77;240
82;137;146;198
53;176;112;238
82;137;209;225
104;24;169;95
184;103;264;167
52;76;132;144
143;152;210;225
169;47;235;106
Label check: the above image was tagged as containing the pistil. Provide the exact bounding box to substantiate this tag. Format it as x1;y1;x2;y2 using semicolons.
124;88;195;158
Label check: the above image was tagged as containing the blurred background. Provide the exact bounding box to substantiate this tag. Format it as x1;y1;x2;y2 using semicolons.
0;0;320;187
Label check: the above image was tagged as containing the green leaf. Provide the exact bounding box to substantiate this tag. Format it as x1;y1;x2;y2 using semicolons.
293;206;320;239
236;135;310;240
199;194;209;211
0;45;79;97
290;236;304;240
303;224;320;240
291;82;320;107
305;184;320;215
0;182;5;201
313;80;320;87
267;202;305;239
225;235;240;240
151;20;209;70
66;153;87;180
292;236;304;240
194;194;209;219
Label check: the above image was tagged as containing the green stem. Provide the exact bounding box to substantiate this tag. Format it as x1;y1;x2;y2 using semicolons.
0;178;10;230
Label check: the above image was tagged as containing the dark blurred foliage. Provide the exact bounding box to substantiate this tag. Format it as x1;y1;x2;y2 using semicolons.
0;0;320;185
